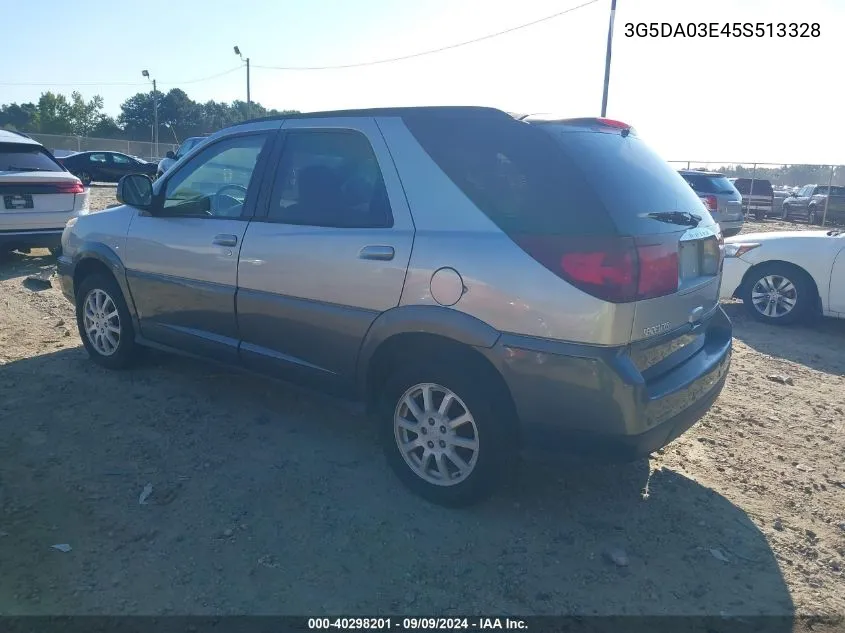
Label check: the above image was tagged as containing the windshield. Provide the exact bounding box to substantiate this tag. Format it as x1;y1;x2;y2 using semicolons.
0;143;64;172
681;173;737;195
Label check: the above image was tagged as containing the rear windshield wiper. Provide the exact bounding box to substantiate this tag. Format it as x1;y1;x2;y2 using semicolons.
2;166;48;172
642;211;702;227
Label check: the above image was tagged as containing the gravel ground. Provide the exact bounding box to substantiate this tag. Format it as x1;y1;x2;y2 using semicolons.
0;186;843;618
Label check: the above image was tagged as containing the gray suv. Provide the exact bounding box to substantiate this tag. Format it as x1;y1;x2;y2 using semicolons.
679;170;744;236
58;108;732;506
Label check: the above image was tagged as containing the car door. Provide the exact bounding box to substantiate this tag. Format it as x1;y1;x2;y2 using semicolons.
122;125;279;362
236;118;414;395
797;186;814;217
87;153;108;181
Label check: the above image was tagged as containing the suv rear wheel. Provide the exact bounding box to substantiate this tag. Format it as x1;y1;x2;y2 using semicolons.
75;273;139;369
378;359;511;507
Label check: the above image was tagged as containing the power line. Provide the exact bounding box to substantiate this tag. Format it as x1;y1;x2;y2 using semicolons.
253;0;599;71
0;65;245;89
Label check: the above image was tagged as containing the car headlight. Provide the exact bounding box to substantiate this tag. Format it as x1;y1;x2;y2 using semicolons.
724;242;761;258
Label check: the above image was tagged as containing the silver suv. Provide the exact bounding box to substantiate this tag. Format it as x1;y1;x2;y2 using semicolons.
58;108;732;506
679;170;744;236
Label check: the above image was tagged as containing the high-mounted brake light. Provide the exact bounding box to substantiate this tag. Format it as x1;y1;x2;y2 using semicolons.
595;118;632;130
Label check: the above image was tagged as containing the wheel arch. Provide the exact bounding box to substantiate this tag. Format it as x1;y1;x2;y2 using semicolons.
72;243;139;321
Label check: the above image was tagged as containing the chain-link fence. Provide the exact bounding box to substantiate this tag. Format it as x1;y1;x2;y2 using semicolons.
668;162;845;227
29;133;178;163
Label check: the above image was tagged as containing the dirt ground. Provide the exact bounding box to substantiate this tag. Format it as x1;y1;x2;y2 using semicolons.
0;186;843;618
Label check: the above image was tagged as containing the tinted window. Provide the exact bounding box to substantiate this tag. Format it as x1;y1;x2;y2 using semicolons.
816;186;845;196
163;133;268;218
538;125;714;234
731;178;773;195
404;115;615;236
681;173;737;194
112;154;131;164
0;143;63;172
89;153;107;163
267;130;392;228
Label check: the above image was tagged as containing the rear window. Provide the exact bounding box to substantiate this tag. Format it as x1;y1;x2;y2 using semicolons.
403;115;710;237
681;173;737;195
0;143;64;173
731;178;773;195
537;125;712;234
403;114;614;236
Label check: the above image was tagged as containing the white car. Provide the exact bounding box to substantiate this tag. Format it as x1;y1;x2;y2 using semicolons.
155;136;208;179
1;130;89;256
720;229;845;324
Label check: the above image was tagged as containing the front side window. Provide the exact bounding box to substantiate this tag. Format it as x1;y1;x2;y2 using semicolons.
162;133;268;218
112;154;131;164
267;130;392;228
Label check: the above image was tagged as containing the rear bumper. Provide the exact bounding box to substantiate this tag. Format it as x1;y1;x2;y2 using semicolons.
718;218;743;235
483;307;732;460
0;229;63;250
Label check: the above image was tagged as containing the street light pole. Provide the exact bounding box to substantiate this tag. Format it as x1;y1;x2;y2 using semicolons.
234;46;251;117
600;0;618;117
142;70;159;159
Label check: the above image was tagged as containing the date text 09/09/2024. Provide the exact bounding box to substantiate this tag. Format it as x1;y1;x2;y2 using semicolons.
307;618;528;630
624;22;820;38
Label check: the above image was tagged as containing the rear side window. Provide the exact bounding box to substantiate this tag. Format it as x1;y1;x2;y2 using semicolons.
267;130;392;228
816;186;845;196
732;178;773;195
681;173;737;195
0;143;64;172
403;115;616;236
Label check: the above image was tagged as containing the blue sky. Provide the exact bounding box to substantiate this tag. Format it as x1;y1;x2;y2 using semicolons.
2;0;843;163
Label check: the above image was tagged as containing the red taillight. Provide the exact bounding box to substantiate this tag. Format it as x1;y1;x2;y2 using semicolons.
55;181;85;194
701;195;718;211
513;235;679;303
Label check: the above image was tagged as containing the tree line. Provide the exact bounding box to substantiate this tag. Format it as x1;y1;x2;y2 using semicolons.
0;89;297;142
712;164;844;187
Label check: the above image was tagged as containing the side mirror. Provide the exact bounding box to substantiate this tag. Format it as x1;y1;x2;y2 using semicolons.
116;174;154;209
165;150;176;159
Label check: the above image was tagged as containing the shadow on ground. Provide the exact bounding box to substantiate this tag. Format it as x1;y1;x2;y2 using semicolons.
0;347;794;619
724;303;845;375
0;250;57;284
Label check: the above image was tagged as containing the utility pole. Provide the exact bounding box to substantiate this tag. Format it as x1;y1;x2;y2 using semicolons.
142;70;159;159
234;46;251;117
600;0;617;117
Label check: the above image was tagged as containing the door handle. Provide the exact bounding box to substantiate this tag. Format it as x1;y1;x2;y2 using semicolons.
212;234;238;247
358;245;395;261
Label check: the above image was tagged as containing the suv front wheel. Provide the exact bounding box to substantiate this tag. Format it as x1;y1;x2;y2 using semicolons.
75;273;139;369
378;360;511;507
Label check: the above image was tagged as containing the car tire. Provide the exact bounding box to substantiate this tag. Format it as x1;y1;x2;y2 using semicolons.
78;171;92;186
808;207;819;225
75;273;139;369
754;209;764;221
377;357;513;507
740;262;815;326
722;228;741;238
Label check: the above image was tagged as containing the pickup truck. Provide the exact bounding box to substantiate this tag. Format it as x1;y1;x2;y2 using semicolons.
729;177;774;220
782;184;845;225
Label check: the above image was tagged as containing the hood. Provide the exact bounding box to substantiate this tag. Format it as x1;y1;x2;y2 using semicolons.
726;230;831;244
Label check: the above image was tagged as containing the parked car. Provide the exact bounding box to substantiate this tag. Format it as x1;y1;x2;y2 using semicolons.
57;108;732;506
729;177;774;220
720;228;845;324
781;184;845;225
678;170;744;236
156;136;208;179
58;151;157;185
0;130;89;256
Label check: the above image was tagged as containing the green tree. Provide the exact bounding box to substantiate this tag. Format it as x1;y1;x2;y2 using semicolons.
0;102;39;132
65;91;105;136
